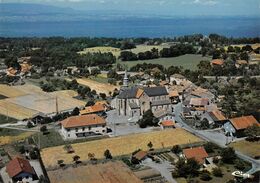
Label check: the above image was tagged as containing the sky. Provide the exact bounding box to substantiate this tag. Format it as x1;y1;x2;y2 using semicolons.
2;0;260;17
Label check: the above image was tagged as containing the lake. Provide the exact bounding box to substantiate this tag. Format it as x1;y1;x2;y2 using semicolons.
1;17;260;38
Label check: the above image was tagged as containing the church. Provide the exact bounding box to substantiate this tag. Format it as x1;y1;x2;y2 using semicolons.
115;71;172;117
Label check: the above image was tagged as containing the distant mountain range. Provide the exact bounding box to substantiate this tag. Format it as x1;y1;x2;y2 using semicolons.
1;3;259;23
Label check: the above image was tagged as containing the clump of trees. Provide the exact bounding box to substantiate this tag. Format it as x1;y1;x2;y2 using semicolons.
138;110;159;128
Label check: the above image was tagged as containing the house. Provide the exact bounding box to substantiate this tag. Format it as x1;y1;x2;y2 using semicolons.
6;157;37;182
182;107;193;119
169;90;180;104
208;110;227;126
132;151;148;163
153;108;174;122
20;62;32;75
223;115;259;137
116;86;172;117
6;67;18;76
191;87;215;101
170;74;187;85
211;59;224;66
80;104;106;116
235;60;248;68
60;114;107;139
182;146;209;164
189;98;209;111
159;120;176;129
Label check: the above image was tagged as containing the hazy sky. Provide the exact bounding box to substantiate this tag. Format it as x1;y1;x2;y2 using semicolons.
2;0;260;16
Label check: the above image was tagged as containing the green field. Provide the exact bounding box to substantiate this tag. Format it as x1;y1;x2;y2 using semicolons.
118;54;210;70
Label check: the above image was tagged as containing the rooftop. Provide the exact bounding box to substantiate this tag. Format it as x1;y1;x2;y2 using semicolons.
183;146;209;164
161;120;175;127
211;59;224;65
133;150;148;161
229;115;259;130
6;157;35;178
190;98;209;106
61;114;106;128
208;110;227;121
80;104;105;115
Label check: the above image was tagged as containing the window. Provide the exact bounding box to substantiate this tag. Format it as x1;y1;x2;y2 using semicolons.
82;127;85;131
89;126;91;130
67;129;70;132
75;128;78;132
68;134;70;137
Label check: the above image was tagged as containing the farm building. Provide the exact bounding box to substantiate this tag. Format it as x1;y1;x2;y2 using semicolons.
5;157;37;183
223;115;259;137
47;161;143;183
207;110;228;126
60;114;107;139
0;84;85;120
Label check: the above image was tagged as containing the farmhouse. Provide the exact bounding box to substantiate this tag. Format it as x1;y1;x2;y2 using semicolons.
116;86;172;117
60;114;107;139
47;161;143;183
223;115;259;137
5;157;37;183
182;146;209;164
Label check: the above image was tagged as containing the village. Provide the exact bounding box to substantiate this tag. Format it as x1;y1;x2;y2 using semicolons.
0;37;259;183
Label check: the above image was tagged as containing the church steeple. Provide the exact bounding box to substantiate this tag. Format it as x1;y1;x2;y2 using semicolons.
123;70;128;88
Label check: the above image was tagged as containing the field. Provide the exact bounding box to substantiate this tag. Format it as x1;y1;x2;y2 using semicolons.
125;44;169;54
74;78;119;95
0;84;85;120
119;54;210;70
41;128;203;169
0;114;17;125
78;46;121;57
0;129;35;145
229;140;260;158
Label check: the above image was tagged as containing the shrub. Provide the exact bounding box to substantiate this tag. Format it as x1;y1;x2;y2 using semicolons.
212;167;223;177
200;172;212;181
171;145;182;154
234;159;246;170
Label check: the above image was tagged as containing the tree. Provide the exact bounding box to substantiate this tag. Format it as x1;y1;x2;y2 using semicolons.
100;93;106;100
73;155;81;164
104;149;112;159
234;159;246;170
212;167;223;177
200;172;212;181
71;107;80;116
27;121;34;128
244;124;260;141
57;160;65;167
200;118;210;129
147;141;153;150
137;110;158;128
38;175;49;183
86;100;95;107
175;158;200;178
204;142;217;153
40;125;48;134
220;147;236;164
171;145;182;154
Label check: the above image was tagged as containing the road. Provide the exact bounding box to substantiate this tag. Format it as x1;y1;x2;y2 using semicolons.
174;103;260;175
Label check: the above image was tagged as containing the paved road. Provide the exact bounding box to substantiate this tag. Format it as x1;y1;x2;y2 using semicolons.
174;103;260;174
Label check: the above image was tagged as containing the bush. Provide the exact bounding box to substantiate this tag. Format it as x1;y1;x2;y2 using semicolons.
29;150;38;159
200;172;212;181
27;121;34;128
171;145;182;154
204;142;217;153
220;147;236;164
212;167;223;177
234;159;246;170
19;146;26;154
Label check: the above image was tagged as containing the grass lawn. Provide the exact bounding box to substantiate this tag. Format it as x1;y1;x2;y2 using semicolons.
41;128;203;169
0;114;17;125
118;54;210;70
0;128;35;145
229;140;260;158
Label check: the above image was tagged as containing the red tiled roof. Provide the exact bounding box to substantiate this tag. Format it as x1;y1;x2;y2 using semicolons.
230;115;259;130
6;157;35;178
161;120;175;127
211;59;224;65
183;147;208;164
80;104;105;115
133;151;147;161
209;110;227;121
61;114;106;128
